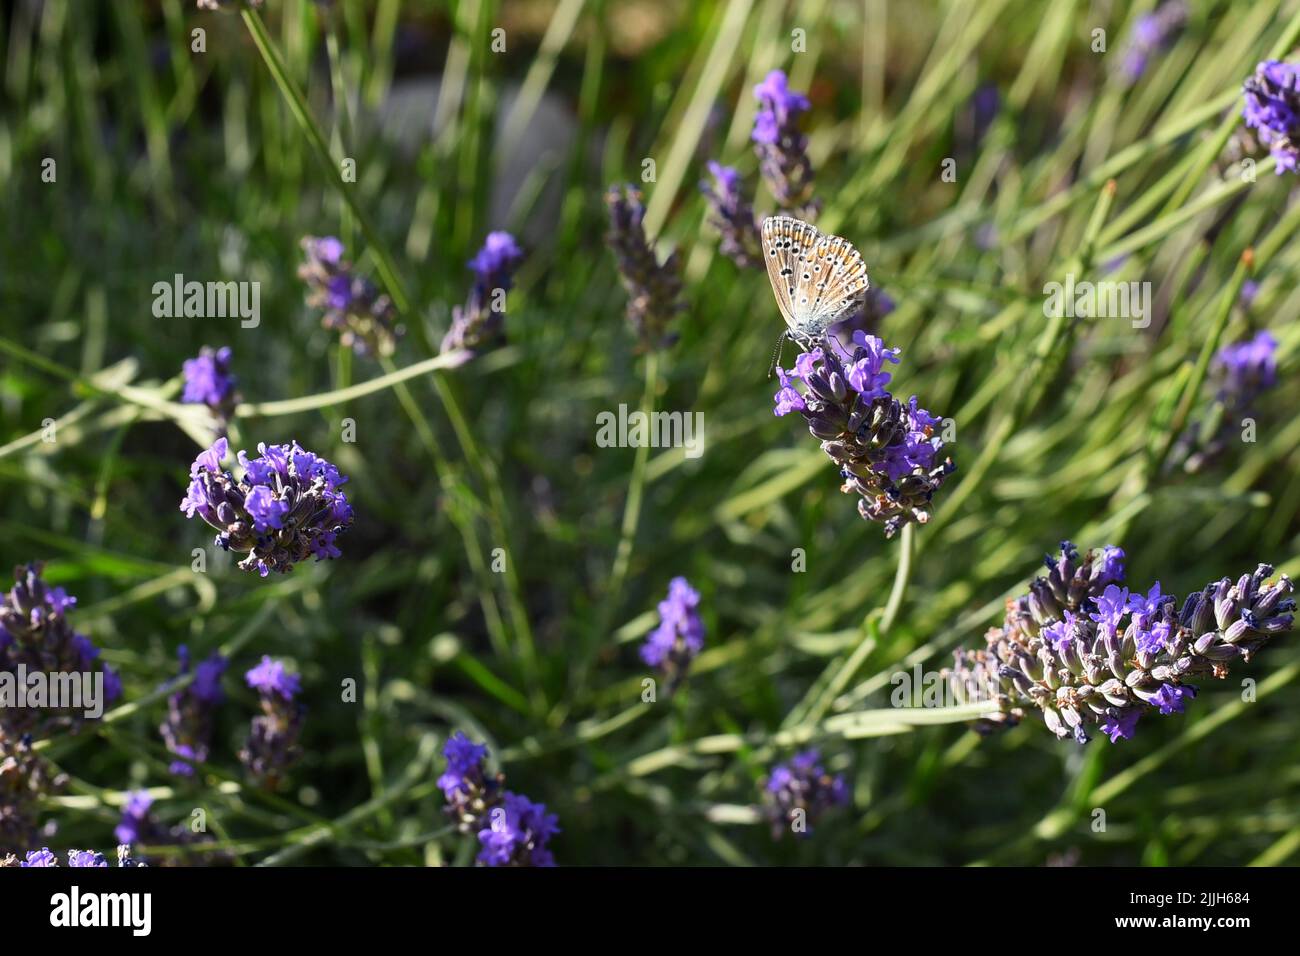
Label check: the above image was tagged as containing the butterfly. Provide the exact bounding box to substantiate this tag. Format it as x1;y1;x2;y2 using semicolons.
761;216;870;356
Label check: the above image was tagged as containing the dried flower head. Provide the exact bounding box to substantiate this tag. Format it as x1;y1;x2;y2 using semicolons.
774;334;954;537
944;542;1295;744
180;437;354;576
298;235;403;357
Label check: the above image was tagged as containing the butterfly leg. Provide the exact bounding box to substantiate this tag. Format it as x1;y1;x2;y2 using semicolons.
767;329;792;378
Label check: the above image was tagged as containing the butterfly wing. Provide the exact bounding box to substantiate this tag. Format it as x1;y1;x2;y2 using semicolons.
762;216;869;339
761;216;822;334
806;233;870;328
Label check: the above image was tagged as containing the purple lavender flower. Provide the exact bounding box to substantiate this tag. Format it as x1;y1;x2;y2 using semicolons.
1119;1;1188;83
1099;707;1142;743
1173;330;1279;473
700;161;762;268
605;185;685;350
773;333;953;537
114;791;153;846
640;577;705;689
440;231;525;355
945;545;1294;744
1149;682;1197;715
437;732;556;865
476;792;559;867
181;346;238;434
2;845;146;867
1243;60;1300;174
0;563;122;738
239;657;303;788
67;849;108;868
762;749;850;839
1214;330;1278;405
180;438;354;576
299;236;403;356
752;70;819;217
160;646;226;776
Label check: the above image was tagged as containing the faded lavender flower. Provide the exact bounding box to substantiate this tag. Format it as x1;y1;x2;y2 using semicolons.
1171;330;1279;473
943;542;1294;744
761;749;850;839
181;345;238;435
160;646;227;776
1242;60;1300;174
440;231;524;355
752;70;819;218
180;437;354;576
1119;1;1188;83
1;732;65;855
640;577;705;690
773;334;954;537
1;563;122;737
605;184;685;350
298;235;403;356
438;732;558;866
239;657;303;788
700;161;762;268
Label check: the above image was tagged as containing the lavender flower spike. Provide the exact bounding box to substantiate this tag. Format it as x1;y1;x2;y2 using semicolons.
181;346;239;435
1118;1;1188;83
943;543;1295;744
1243;60;1300;174
298;235;403;356
752;70;820;218
159;645;227;776
438;731;559;866
640;577;705;690
1;562;122;738
605;184;685;351
762;749;850;839
180;437;354;576
700;161;762;268
239;657;304;788
441;231;524;356
773;333;954;537
0;732;65;856
1171;330;1278;473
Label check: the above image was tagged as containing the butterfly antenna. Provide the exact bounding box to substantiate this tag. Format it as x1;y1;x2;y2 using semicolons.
768;330;789;379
